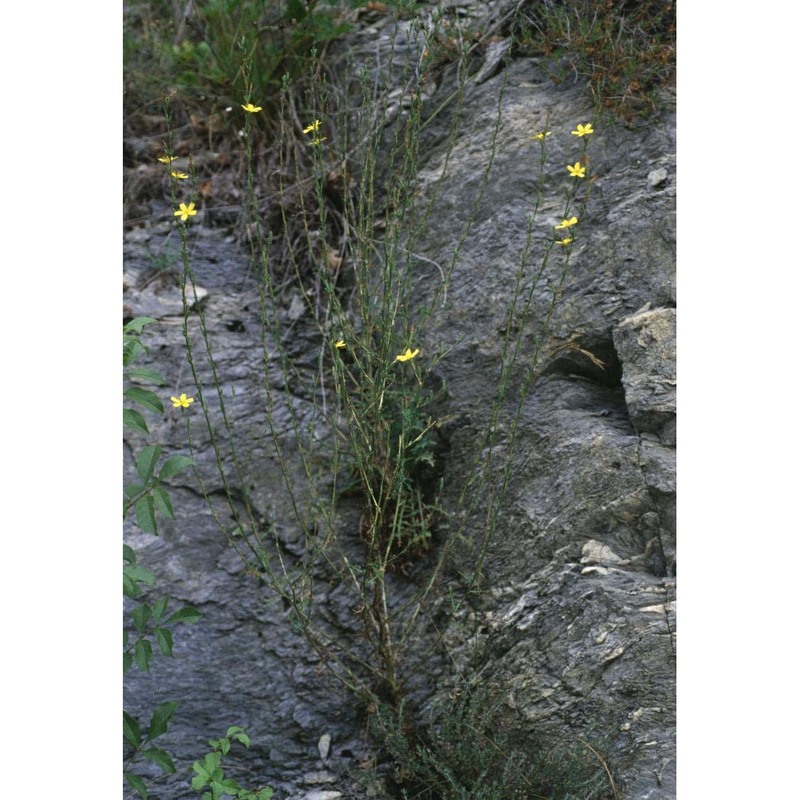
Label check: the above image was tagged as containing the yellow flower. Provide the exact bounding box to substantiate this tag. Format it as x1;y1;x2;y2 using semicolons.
303;119;322;134
567;162;586;178
174;202;197;222
309;137;327;147
241;102;262;113
571;123;594;137
556;237;574;246
530;130;552;141
555;216;578;229
170;393;194;408
335;339;346;349
158;155;178;164
170;170;189;180
395;347;420;362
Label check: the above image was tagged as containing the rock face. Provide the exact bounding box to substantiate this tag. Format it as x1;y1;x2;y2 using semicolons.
124;18;675;800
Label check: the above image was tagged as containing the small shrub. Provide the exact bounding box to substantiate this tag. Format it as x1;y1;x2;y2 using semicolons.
370;688;616;800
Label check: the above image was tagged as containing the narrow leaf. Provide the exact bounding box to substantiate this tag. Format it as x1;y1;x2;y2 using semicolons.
235;732;250;749
147;700;178;740
154;627;173;657
158;455;195;480
124;772;148;800
123;544;136;564
166;605;201;625
125;387;164;415
127;367;167;386
152;597;169;622
124;408;149;434
123;652;133;673
124;316;157;334
123;575;140;599
124;483;145;500
123;711;141;748
153;485;174;518
123;339;147;366
135;495;157;535
131;604;151;634
136;446;162;482
134;639;153;673
124;564;156;585
142;746;176;774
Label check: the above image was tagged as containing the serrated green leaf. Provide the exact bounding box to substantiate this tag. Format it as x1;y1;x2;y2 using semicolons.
134;638;153;673
255;787;274;800
153;485;174;518
125;387;164;415
124;408;149;434
123;338;147;366
124;483;145;500
142;746;176;774
124;564;156;585
124;772;148;800
192;751;222;788
123;575;140;599
147;700;178;740
136;445;162;482
136;495;157;535
166;605;202;625
225;726;245;738
218;737;230;755
158;455;195;480
123;711;142;748
123;544;136;564
127;367;167;386
154;627;173;657
218;777;241;793
124;316;157;334
235;732;250;749
152;597;169;622
123;652;133;673
131;604;152;634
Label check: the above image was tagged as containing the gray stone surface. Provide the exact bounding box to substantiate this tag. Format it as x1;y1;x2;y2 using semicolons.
124;13;675;799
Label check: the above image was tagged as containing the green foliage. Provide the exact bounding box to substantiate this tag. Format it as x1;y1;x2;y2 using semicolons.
124;702;179;799
123;319;200;675
514;0;676;120
372;690;614;800
191;729;273;800
124;0;375;130
124;318;210;799
123;319;271;800
123;317;195;532
126;4;619;794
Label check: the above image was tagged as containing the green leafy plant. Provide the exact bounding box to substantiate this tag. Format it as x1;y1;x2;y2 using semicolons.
169;4;603;749
371;688;615;800
124;316;200;799
123;317;195;533
514;0;676;120
191;727;274;800
123;545;202;674
124;701;180;799
124;0;375;136
127;2;626;793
